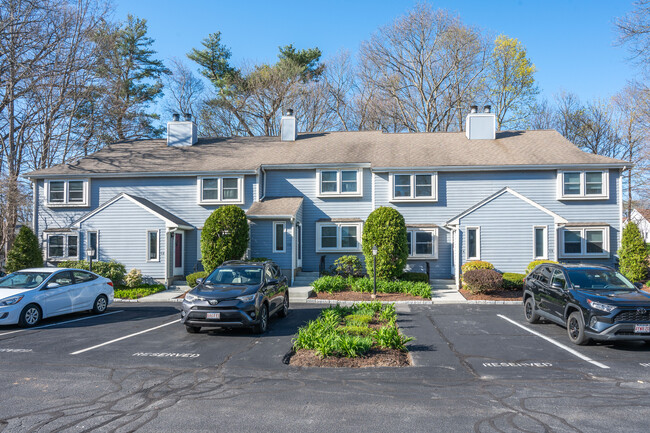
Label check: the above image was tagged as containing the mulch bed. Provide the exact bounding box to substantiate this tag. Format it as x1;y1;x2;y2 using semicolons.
309;291;427;302
459;288;523;301
287;348;411;368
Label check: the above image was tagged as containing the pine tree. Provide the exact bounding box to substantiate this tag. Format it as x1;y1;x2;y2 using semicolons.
618;221;648;282
5;226;43;273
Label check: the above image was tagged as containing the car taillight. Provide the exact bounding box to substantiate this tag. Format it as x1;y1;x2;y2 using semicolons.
107;282;113;287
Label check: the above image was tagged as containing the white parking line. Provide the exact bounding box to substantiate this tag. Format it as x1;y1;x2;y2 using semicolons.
0;310;124;337
70;319;180;355
497;314;610;369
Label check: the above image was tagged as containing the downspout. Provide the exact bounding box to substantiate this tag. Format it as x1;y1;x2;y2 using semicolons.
260;167;267;201
454;227;460;289
619;167;625;258
32;180;38;235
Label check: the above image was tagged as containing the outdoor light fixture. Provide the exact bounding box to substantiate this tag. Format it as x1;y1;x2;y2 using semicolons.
372;245;378;299
86;248;95;272
372;245;378;256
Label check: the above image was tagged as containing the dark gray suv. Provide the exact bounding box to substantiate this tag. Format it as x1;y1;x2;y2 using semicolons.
180;260;289;334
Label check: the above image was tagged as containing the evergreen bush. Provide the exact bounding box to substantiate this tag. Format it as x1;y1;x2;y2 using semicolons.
525;259;558;275
201;205;249;273
186;271;209;287
5;226;43;273
361;207;408;280
461;260;494;273
124;268;143;288
462;269;503;294
618;222;649;282
502;272;526;290
332;255;364;277
58;260;126;284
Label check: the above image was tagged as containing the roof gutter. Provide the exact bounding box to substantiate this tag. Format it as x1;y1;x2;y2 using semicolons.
372;164;628;172
23;170;259;180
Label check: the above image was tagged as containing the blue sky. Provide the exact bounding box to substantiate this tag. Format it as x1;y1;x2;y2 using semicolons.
114;0;638;104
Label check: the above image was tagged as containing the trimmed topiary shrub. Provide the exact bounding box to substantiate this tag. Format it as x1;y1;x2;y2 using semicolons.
525;259;558;275
400;272;429;283
461;260;494;273
362;207;408;280
502;272;525;290
5;226;43;273
58;260;126;285
463;269;503;294
332;255;364;277
618;221;649;282
201;205;249;273
186;271;209;287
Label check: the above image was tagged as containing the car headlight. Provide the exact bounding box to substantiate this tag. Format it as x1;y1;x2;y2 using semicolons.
0;296;24;306
236;294;256;302
587;299;616;313
184;292;202;302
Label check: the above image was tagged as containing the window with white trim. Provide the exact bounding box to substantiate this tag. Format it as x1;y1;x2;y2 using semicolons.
466;227;480;260
317;169;362;197
558;170;608;199
559;227;609;258
197;176;243;204
273;222;286;253
316;222;362;252
47;234;78;259
87;231;98;259
45;179;89;206
533;226;547;259
147;230;159;261
390;173;437;201
406;228;438;259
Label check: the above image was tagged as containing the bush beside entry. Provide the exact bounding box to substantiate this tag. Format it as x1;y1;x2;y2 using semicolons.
362;207;408;280
201;205;249;273
618;221;649;282
5;226;43;273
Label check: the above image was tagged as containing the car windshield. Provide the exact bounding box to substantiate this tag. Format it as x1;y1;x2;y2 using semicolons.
566;269;635;290
204;267;263;286
0;272;51;289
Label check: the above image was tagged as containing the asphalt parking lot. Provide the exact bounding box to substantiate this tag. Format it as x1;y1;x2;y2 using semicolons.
1;302;650;432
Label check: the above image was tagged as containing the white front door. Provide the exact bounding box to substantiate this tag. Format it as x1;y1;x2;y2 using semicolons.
173;231;184;276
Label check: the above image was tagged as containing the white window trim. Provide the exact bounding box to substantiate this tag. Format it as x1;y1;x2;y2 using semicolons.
532;225;548;260
197;229;202;260
557;170;609;200
466;226;481;261
46;233;79;260
147;229;160;262
45;179;90;207
316;169;363;198
389;172;438;202
558;226;610;259
197;176;244;205
406;228;438;259
315;222;363;253
273;221;286;253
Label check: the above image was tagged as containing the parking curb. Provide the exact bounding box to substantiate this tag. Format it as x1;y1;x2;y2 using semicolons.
304;299;434;305
114;298;184;303
466;300;522;305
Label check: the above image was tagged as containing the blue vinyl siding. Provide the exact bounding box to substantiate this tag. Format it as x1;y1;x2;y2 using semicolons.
404;229;453;279
249;219;292;272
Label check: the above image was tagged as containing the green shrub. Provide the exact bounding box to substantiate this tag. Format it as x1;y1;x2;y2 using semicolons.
373;326;414;351
400;272;429;283
311;275;347;293
619;222;649;282
525;259;559;275
332;255;364;277
114;284;166;299
463;269;503;294
338;325;374;336
461;260;494;273
344;313;373;326
5;226;43;272
310;276;431;298
58;259;126;284
124;268;143;288
502;272;525;290
201;205;249;273
335;334;373;357
362;207;408;280
186;271;209;287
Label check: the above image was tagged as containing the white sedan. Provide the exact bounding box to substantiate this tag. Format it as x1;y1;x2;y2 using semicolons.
0;268;114;327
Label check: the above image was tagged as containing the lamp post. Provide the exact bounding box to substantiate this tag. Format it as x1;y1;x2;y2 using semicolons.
372;245;378;300
86;248;95;272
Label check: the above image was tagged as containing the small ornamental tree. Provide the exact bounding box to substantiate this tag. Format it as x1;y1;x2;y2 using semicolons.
362;207;408;280
5;226;43;273
618;221;649;282
201;205;249;273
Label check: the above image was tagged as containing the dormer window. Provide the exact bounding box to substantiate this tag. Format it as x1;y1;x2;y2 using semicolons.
317;169;363;197
390;173;437;202
558;170;608;199
45;179;89;207
197;176;244;205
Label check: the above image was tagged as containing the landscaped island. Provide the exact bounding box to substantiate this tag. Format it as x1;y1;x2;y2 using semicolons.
287;302;413;367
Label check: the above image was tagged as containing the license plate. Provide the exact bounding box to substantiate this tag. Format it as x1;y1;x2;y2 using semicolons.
206;312;220;320
634;324;650;333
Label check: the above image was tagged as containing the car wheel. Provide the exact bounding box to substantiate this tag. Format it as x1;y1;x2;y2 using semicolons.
92;295;108;314
19;304;41;328
567;311;590;345
185;325;201;333
524;297;540;324
254;303;269;334
277;294;289;318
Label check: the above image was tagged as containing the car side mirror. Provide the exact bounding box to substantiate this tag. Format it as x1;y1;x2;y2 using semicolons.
634;282;644;289
266;278;278;286
195;278;203;286
551;282;564;290
46;282;60;289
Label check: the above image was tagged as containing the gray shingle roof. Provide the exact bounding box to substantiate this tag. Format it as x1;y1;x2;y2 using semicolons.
25;130;626;178
246;197;303;218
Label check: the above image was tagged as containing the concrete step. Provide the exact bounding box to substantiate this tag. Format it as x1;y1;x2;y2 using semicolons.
289;285;313;302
